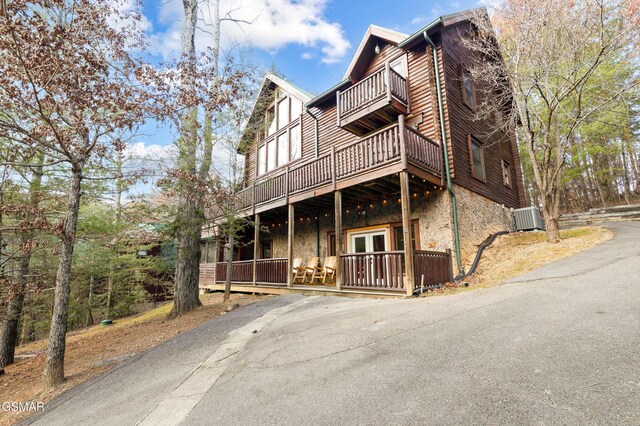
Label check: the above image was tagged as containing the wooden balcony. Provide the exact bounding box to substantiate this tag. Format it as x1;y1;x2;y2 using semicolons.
337;63;409;136
234;118;444;217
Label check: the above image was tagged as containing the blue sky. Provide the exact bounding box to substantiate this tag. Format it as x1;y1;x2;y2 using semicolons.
132;0;482;159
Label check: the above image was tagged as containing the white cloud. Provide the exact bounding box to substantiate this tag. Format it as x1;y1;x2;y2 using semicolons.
125;142;176;165
150;0;351;64
411;15;428;25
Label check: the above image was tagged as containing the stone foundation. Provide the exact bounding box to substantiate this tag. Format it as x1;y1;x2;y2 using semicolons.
453;184;514;269
252;184;514;274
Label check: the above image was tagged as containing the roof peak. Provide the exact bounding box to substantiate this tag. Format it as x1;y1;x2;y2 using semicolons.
343;25;409;81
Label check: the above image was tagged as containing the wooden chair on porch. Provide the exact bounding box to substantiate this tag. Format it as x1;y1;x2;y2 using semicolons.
291;258;305;283
293;257;319;284
312;256;337;284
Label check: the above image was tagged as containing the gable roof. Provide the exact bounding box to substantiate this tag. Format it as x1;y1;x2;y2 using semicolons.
343;25;408;81
306;8;487;109
238;73;313;153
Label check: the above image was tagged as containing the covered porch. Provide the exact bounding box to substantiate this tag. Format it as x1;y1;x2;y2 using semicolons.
200;173;454;296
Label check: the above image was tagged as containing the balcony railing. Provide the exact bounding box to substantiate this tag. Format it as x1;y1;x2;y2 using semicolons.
337;64;409;134
233;120;443;215
201;250;452;292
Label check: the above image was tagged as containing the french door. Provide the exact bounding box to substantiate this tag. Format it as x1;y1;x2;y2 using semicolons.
348;229;388;286
350;230;387;254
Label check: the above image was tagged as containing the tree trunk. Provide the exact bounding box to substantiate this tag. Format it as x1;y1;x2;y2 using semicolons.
43;165;83;391
542;194;561;243
0;154;43;367
170;200;203;317
86;274;94;327
0;253;28;367
169;0;203;318
19;292;35;345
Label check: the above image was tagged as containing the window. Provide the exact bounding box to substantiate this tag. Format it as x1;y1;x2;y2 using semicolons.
462;69;476;109
267;138;276;171
290;124;301;161
265;105;276;137
277;97;289;130
277;133;288;167
260;240;272;259
494;109;504;128
502;159;511;187
291;98;303;120
469;135;486;181
258;145;267;175
390;55;407;77
391;221;419;251
256;91;304;177
327;233;336;256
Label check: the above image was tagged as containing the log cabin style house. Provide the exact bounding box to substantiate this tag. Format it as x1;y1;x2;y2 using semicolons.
199;8;525;296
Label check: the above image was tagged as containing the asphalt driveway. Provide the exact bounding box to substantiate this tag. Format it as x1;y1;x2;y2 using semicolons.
25;222;640;425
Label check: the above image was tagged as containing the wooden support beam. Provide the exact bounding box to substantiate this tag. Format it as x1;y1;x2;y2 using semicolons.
399;114;407;169
335;190;343;290
400;171;415;296
287;203;294;288
253;213;260;286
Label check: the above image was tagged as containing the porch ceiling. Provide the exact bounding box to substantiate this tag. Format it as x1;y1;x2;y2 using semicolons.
256;174;442;225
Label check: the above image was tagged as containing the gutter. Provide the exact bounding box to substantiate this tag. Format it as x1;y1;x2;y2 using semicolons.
398;18;442;49
423;30;465;277
304;79;350;109
305;107;320;158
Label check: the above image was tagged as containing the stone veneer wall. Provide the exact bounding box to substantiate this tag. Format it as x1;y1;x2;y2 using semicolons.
252;185;513;276
260;190;455;262
453;183;515;269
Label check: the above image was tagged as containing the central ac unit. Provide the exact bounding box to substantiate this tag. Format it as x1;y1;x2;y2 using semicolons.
513;207;545;231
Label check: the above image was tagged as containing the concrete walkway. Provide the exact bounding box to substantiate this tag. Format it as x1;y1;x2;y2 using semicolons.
25;222;640;425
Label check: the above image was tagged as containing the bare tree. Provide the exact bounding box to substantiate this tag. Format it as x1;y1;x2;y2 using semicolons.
0;0;152;389
168;0;251;317
464;1;640;241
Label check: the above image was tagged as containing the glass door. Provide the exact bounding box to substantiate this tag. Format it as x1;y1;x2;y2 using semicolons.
349;229;388;287
350;230;387;253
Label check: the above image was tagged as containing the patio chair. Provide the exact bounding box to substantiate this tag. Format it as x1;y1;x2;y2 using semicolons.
312;256;337;284
291;258;305;283
302;257;320;282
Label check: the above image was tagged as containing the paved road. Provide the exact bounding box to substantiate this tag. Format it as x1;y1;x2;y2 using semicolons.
25;222;640;425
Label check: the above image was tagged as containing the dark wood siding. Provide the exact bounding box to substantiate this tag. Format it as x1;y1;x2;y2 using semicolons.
241;26;524;209
361;42;398;78
439;24;524;209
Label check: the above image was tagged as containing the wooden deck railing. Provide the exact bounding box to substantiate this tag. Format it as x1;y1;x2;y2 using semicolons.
341;251;405;291
215;260;253;283
337;66;408;121
202;250;451;292
335;125;401;178
405;127;443;176
233;121;442;214
256;258;288;284
413;250;452;288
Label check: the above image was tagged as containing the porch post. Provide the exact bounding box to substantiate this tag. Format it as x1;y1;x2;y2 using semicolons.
400;171;415;296
334;190;343;290
287;203;294;288
253;213;260;286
